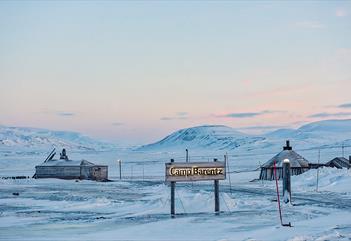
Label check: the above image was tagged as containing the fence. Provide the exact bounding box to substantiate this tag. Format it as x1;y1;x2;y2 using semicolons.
109;145;348;181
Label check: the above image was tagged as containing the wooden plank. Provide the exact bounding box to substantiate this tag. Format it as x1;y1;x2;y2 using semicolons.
165;161;226;182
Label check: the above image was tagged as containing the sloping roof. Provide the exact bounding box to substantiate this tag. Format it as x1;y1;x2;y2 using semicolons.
80;160;95;166
325;157;351;169
38;159;95;167
262;149;310;168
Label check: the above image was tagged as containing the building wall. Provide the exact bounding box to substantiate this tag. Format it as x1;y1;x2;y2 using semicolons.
90;166;108;181
259;167;310;180
35;166;81;179
34;165;108;181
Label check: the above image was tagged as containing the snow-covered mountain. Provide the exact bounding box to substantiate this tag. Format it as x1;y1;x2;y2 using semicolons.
266;119;351;147
267;119;351;139
138;125;264;151
0;126;117;153
138;120;351;152
2;119;351;154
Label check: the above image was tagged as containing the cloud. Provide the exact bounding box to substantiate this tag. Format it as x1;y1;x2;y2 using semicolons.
338;103;351;108
238;125;289;130
160;117;172;121
176;112;188;116
336;9;347;17
224;112;262;118
112;122;124;126
294;21;325;29
336;48;351;59
57;112;75;117
38;110;77;117
160;112;189;121
160;116;188;121
308;112;351;118
220;110;283;119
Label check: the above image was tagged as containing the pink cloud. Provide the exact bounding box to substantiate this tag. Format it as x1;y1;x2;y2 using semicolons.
242;79;252;86
295;21;325;29
336;9;347;17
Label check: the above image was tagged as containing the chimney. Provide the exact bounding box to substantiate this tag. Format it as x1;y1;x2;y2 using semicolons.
283;140;292;151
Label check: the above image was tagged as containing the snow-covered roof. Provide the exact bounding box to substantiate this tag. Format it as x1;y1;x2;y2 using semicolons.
325;157;351;169
262;149;310;168
38;159;95;166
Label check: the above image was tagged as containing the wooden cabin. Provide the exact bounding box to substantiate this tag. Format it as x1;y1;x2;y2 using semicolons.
325;157;351;169
33;149;108;181
259;141;310;180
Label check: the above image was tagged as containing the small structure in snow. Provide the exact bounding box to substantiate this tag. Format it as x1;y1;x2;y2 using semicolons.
325;157;351;169
259;140;310;180
33;149;108;181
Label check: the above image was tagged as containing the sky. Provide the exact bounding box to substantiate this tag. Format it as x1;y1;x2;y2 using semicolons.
0;1;351;145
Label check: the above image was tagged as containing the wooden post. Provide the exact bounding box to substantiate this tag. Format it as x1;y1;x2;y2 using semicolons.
342;142;345;158
225;153;232;194
170;159;176;217
316;149;320;192
214;158;220;214
282;159;291;204
118;160;122;180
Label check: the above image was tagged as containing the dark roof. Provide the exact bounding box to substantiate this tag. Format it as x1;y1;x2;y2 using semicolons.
262;149;310;168
38;159;96;167
325;157;351;169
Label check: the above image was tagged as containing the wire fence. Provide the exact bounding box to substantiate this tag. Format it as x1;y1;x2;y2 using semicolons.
109;144;349;181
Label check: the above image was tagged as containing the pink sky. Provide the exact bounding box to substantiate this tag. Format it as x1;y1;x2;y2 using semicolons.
0;2;351;144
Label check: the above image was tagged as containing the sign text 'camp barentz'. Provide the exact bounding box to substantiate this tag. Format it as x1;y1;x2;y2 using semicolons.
165;161;226;182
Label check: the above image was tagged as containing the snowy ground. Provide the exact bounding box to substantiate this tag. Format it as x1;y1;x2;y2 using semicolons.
0;151;350;240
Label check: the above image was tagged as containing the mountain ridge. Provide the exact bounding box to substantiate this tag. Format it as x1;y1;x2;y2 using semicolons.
138;119;351;151
0;126;117;152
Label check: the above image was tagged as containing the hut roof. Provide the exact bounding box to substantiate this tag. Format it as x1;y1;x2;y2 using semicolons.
38;159;95;167
325;157;351;169
262;149;310;168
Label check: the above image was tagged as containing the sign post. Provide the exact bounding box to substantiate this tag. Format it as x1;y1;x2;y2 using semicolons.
117;160;122;180
170;159;175;217
165;159;226;216
214;158;220;214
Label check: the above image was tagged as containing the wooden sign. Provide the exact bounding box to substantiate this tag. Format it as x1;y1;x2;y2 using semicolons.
165;161;226;182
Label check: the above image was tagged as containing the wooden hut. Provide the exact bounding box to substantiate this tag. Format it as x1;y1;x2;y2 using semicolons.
325;157;351;169
33;149;108;181
259;141;310;180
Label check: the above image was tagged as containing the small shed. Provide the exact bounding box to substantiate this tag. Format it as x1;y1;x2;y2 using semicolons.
259;141;310;180
325;157;351;169
33;149;108;181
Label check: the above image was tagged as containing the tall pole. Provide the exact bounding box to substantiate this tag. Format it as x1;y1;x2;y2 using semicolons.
259;161;263;184
170;159;175;217
186;149;189;162
316;149;320;192
214;158;220;214
282;159;291;204
225;153;232;194
118;160;122;180
342;142;345;158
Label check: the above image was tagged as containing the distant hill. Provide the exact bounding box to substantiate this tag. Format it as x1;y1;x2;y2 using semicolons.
138;119;351;151
138;125;264;151
0;126;117;154
2;119;351;154
266;119;351;145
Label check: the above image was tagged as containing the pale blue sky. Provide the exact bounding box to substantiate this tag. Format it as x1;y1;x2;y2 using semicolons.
0;1;351;144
